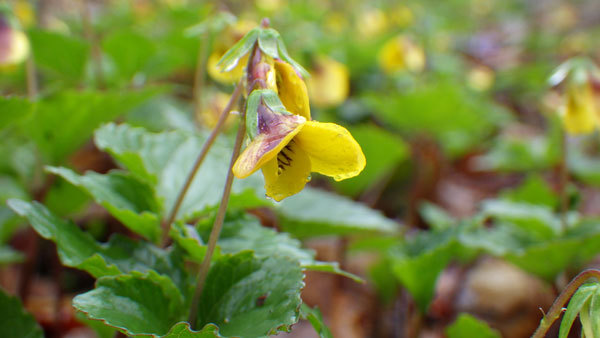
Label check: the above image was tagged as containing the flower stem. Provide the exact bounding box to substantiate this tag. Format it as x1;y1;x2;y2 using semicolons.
25;56;38;99
558;129;569;232
532;269;600;338
160;80;242;247
187;100;247;328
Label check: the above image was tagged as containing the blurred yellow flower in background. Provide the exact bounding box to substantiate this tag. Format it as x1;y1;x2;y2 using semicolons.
467;65;495;92
389;5;414;28
560;82;598;135
357;8;388;39
13;0;33;27
307;56;350;108
378;35;425;74
0;5;29;68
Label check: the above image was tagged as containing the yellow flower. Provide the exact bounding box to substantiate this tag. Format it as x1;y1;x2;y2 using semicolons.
378;35;425;74
467;65;495;92
233;60;365;201
357;8;388;39
307;56;350;108
0;10;29;67
13;0;34;28
560;83;598;135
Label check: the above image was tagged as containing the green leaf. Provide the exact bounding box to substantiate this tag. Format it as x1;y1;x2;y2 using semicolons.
7;200;186;289
500;174;558;209
335;124;409;196
276;37;309;78
480;200;560;240
47;166;161;242
25;89;161;163
391;230;458;312
187;213;361;281
419;202;456;230
196;251;304;337
277;187;397;238
258;28;280;59
0;288;44;338
588;286;600;337
197;213;312;262
0;96;34;130
446;314;501;338
74;271;185;337
473;117;561;172
162;323;222;338
94;123;267;221
216;27;259;72
102;29;156;82
302;261;363;283
558;284;597;338
300;304;332;338
364;81;510;156
28;28;89;82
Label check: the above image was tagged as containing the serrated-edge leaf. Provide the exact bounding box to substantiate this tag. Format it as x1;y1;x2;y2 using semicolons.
195;214;358;281
162;322;222;338
277;187;397;238
46;166;161;242
216;27;259;72
74;271;185;337
7;199;185;287
558;284;597;338
197;251;304;337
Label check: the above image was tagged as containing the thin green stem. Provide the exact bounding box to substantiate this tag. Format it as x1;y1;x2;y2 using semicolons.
81;0;104;89
559;130;569;232
532;269;600;338
25;56;37;99
160;80;243;247
187;101;246;328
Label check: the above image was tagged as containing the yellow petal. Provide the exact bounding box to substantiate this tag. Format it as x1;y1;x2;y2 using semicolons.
233;111;305;179
274;60;311;120
207;51;247;84
295;121;366;181
262;140;311;201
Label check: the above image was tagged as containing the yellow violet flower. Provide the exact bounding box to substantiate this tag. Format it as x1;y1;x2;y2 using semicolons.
467;65;495;92
378;35;425;74
357;8;388;39
307;56;350;108
233;60;365;201
0;7;29;67
560;82;598;135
